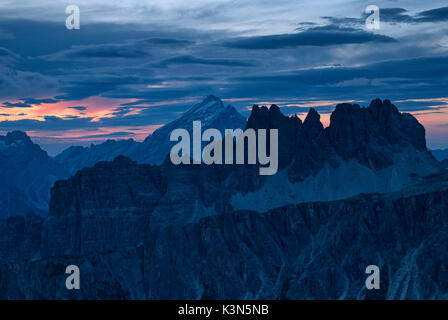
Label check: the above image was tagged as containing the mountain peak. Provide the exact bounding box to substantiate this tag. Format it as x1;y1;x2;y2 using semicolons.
368;98;400;120
185;94;225;116
204;94;222;103
2;131;33;146
303;108;323;138
134;95;246;164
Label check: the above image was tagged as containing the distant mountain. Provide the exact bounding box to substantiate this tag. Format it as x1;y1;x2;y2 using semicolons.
54;139;138;176
130;94;247;164
431;149;448;161
0;131;69;217
55;95;246;174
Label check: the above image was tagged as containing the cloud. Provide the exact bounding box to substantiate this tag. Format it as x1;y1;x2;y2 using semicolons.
0;68;59;99
55;75;140;100
0;98;60;109
75;131;135;139
0;99;195;132
139;38;194;46
67;106;88;111
0;47;17;58
21;98;59;105
416;6;448;22
43;43;149;60
0;29;14;39
378;8;415;23
223;25;396;49
155;55;255;67
38;34;197;63
0;116;95;131
0;101;33;108
0;47;19;67
97;102;193;127
224;56;448;101
234;56;448;84
334;6;448;26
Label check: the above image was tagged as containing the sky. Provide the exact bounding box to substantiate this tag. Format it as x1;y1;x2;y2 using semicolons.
0;0;447;155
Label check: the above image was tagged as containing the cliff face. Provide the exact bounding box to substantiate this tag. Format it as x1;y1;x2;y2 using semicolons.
1;174;448;299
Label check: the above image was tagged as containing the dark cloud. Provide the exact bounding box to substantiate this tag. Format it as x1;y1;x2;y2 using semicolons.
376;7;448;24
320;16;362;27
155;55;255;67
55;75;140;100
0;47;17;58
328;6;448;26
98;102;194;127
67;106;88;111
0;116;96;131
224;56;448;101
78;131;135;139
0;98;59;108
108;106;136;117
0;47;18;67
140;38;194;46
234;56;448;84
416;7;448;22
397;105;446;112
0;67;59;99
0;100;193;132
0;19;205;57
378;8;415;23
391;99;448;112
1;101;33;108
223;25;396;49
44;43;149;60
21;98;59;105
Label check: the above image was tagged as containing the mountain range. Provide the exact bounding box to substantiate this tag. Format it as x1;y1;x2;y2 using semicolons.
0;96;443;217
1;96;448;299
0;96;245;217
46;98;443;224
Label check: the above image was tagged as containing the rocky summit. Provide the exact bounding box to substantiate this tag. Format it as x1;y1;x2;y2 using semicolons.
0;98;446;299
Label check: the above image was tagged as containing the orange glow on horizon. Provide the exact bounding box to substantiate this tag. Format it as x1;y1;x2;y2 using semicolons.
1;96;448;149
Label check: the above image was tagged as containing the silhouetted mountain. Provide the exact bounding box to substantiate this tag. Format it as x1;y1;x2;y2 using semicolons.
131;94;247;164
0;131;69;217
55;95;246;174
0;98;446;299
233;98;440;211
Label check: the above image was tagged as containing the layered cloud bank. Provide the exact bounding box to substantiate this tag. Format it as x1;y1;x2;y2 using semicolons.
0;2;448;152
